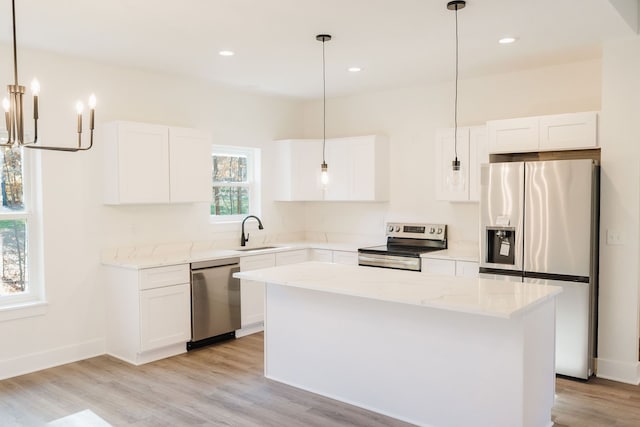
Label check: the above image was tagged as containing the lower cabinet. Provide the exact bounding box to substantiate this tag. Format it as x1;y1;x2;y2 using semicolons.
332;250;358;265
105;264;191;365
309;249;333;262
238;253;276;334
422;258;479;278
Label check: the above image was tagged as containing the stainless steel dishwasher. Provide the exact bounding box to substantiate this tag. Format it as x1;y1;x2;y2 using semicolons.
187;258;241;350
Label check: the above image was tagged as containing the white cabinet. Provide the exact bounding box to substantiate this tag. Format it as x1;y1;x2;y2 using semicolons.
487;112;597;154
274;139;323;201
332;250;358;265
455;261;479;278
324;135;389;201
239;253;276;330
309;249;333;262
422;258;456;276
436;126;488;202
104;121;211;204
422;258;479;278
275;135;389;202
105;264;191;365
539;112;598;151
275;249;309;266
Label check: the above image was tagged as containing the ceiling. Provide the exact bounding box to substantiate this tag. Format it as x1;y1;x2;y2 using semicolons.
0;0;636;99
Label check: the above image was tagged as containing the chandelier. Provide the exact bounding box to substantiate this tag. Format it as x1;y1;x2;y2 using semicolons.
2;0;96;152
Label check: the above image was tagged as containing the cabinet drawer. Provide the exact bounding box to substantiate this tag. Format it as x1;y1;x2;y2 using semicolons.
240;253;276;271
456;261;479;278
309;249;333;262
139;264;190;290
332;251;358;265
275;249;308;266
421;258;456;276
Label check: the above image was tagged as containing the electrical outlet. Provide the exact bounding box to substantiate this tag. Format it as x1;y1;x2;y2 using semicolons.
606;230;623;245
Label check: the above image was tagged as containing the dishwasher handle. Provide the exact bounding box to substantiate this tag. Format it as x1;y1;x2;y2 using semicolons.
191;258;240;270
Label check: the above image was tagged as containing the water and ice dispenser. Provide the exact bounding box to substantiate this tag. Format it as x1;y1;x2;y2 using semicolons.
485;227;516;265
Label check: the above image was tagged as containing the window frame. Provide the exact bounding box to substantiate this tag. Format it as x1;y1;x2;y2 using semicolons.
210;145;261;223
0;136;45;319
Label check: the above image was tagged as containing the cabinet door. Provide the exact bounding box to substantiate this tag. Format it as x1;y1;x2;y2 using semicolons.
139;283;190;352
324;138;351;201
539;112;597;151
468;126;488;202
114;122;170;204
487;117;539;154
332;251;358;265
291;140;324;201
422;258;456;276
436;128;470;201
169;127;212;203
240;254;276;327
455;261;479;278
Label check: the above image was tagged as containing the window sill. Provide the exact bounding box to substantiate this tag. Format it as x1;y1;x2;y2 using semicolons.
0;300;49;322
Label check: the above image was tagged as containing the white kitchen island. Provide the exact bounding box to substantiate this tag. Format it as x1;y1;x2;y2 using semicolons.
235;262;561;427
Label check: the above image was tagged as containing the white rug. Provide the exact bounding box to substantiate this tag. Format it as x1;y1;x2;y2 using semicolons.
46;409;112;427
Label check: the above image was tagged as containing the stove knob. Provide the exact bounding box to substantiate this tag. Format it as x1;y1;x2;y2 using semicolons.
429;227;436;234
437;228;443;234
388;225;394;233
394;226;401;232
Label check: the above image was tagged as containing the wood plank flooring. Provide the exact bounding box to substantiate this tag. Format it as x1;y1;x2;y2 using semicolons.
0;332;638;426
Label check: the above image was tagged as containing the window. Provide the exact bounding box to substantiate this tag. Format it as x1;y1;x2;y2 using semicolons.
211;146;260;222
0;144;32;305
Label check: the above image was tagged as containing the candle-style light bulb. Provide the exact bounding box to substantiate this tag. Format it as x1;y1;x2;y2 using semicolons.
76;101;83;133
30;79;40;95
2;98;9;112
87;94;96;131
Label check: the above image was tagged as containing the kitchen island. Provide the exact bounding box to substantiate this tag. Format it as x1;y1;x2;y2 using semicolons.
235;262;561;427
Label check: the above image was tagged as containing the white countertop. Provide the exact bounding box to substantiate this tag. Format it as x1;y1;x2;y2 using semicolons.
235;261;561;319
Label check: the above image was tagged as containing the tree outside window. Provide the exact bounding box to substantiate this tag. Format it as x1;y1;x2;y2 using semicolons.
0;147;28;297
211;146;260;221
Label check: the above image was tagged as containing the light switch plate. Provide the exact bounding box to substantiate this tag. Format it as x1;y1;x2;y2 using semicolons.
606;229;623;245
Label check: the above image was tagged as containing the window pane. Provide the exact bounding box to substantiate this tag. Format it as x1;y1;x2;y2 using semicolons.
211;187;249;216
1;147;24;211
212;154;247;183
0;219;27;296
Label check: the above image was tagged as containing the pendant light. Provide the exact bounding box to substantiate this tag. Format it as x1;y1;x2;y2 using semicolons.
1;0;96;152
447;0;465;190
316;34;331;189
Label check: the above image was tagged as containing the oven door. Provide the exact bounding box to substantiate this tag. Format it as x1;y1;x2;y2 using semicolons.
358;252;421;271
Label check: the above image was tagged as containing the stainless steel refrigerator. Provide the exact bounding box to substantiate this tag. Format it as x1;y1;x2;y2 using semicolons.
479;159;599;379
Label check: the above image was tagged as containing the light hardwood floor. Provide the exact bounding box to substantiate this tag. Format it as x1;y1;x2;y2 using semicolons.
0;333;638;426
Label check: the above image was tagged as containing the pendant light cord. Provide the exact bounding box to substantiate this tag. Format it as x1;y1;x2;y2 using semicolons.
453;5;459;162
322;38;327;164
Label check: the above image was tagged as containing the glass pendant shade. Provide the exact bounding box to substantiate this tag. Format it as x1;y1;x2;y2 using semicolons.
447;158;465;191
320;162;329;189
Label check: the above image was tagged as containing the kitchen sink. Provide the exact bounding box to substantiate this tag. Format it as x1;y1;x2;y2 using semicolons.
235;246;279;252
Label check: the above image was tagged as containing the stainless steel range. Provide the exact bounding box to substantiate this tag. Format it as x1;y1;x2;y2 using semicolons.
358;223;447;271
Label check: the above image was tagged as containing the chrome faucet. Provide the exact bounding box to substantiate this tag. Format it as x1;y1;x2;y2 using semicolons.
241;215;264;246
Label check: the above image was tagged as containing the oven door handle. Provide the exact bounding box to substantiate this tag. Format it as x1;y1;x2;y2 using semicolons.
358;255;418;266
358;255;421;271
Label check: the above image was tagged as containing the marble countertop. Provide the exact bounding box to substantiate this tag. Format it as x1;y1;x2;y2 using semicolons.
235;261;561;319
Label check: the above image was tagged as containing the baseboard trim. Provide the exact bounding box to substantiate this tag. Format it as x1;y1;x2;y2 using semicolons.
235;322;264;338
595;357;640;385
0;338;105;381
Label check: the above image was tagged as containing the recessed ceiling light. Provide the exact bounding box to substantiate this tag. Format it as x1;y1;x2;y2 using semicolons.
219;50;235;56
348;67;362;73
498;37;517;44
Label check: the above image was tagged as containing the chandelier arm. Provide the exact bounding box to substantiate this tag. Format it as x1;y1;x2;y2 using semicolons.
22;129;93;152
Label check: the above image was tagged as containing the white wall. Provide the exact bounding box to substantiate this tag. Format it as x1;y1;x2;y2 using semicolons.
300;59;602;243
0;45;303;379
597;36;640;384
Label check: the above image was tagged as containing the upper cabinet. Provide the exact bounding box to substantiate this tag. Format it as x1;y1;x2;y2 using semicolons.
104;121;211;205
436;126;488;202
275;135;389;202
487;112;597;154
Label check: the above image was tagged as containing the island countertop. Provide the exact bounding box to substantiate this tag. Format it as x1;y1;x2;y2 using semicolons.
234;261;561;319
